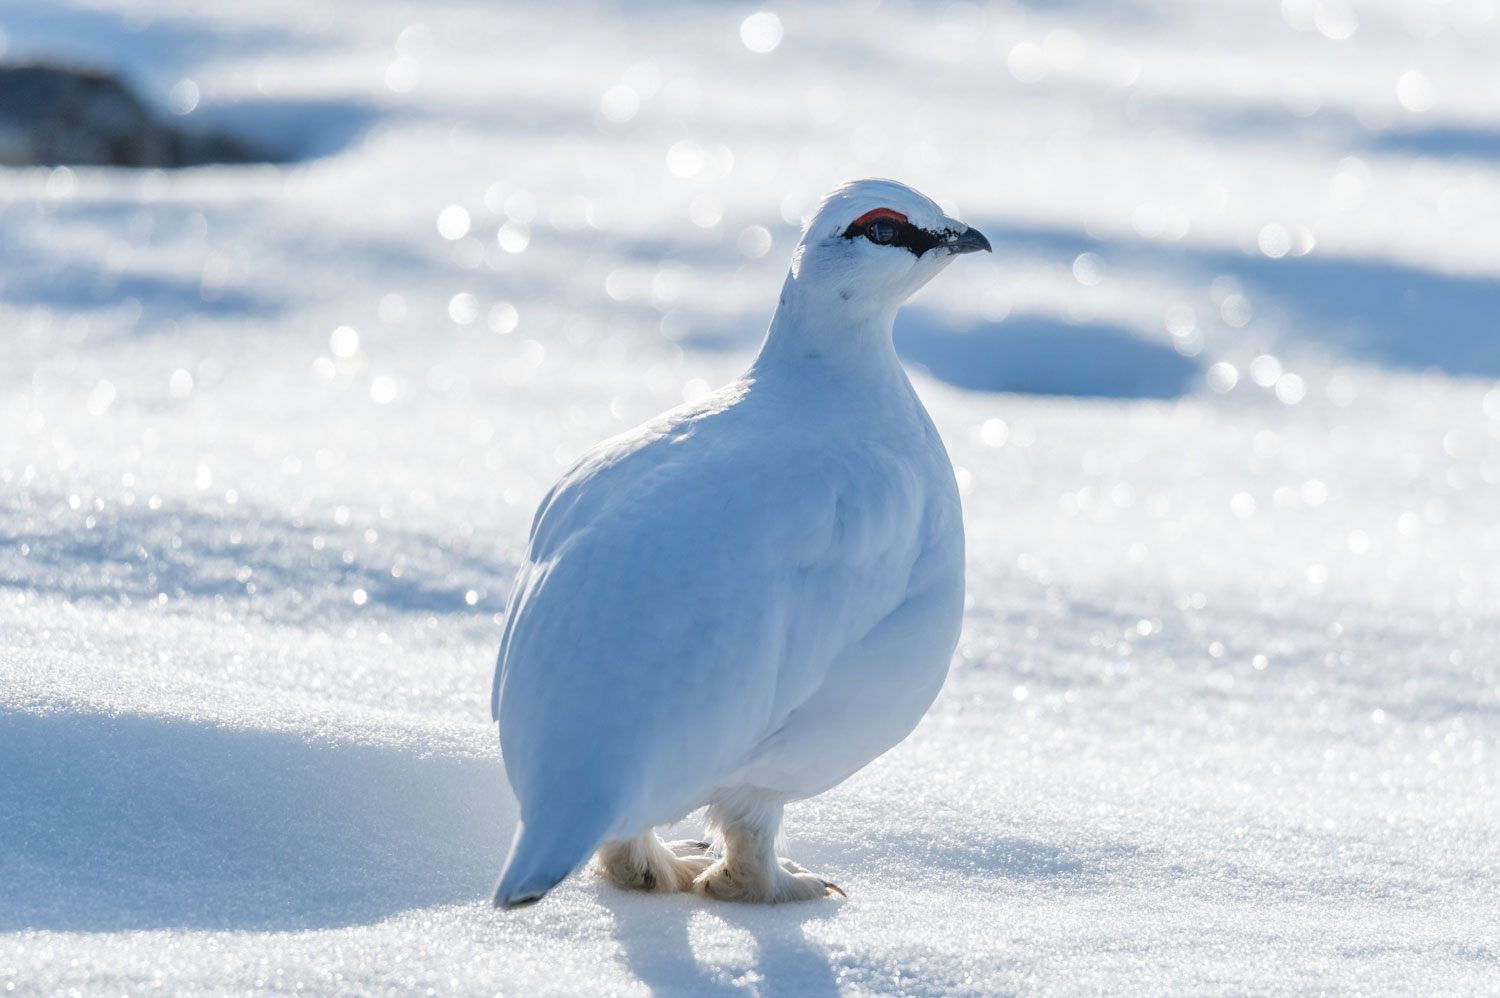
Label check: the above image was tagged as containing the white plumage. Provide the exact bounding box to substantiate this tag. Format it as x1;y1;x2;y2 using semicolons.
492;179;989;907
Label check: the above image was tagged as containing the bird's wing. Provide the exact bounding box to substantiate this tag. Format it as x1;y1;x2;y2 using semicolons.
491;382;932;831
490;382;753;723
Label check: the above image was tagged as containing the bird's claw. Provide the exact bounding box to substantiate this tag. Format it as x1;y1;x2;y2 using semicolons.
822;881;846;897
667;839;715;858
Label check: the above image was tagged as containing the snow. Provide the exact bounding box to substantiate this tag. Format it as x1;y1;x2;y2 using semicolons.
2;0;1498;993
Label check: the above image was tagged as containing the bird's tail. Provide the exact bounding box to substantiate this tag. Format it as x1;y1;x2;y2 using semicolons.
492;815;610;909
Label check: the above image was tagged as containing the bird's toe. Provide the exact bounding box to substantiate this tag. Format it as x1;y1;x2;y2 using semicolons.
667;839;715;859
778;856;844;896
693;859;843;903
783;869;842;902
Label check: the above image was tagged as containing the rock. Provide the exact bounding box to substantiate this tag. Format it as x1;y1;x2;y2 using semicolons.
0;63;261;168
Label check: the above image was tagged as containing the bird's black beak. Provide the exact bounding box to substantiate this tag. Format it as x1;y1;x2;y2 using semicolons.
945;226;992;255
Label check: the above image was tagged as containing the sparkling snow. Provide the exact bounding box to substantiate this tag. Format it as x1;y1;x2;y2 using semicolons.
2;0;1498;994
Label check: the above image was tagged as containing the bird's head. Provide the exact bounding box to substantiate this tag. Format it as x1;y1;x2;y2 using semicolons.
785;179;991;318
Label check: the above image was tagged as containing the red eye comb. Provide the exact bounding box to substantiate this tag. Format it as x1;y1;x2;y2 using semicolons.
850;208;908;227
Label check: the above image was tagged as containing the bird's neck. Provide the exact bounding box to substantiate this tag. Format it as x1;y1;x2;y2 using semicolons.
750;269;904;378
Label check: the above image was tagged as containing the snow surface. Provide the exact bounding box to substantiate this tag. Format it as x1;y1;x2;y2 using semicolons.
3;0;1499;994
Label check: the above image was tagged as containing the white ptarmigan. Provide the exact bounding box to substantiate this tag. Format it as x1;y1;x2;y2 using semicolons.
491;179;989;908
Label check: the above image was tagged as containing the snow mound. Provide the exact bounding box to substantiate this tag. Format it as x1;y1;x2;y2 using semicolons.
896;310;1200;399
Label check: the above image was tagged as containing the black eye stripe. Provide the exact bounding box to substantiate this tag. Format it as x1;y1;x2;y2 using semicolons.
842;219;944;256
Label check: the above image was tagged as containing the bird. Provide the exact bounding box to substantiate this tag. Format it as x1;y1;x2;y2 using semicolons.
491;178;989;908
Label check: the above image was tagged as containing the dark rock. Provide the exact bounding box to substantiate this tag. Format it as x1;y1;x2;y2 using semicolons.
0;63;262;168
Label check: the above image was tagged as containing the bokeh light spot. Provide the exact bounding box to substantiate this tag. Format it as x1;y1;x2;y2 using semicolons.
689;194;723;228
1396;70;1434;112
497;222;531;253
1220;294;1252;328
167;78;199;115
370;375;399;404
330;325;360;358
1072;252;1104;286
600;85;641;123
448;293;479;324
1257;223;1292;259
87;380;117;416
488;302;519;334
1207;362;1239;393
378;293;408;324
1250;354;1283;387
1275;373;1306;404
740;12;783;54
385;56;420;93
436;205;471;240
737;225;772;258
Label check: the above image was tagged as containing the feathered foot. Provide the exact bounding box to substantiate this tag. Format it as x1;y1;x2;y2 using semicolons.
592;832;715;894
692;803;843;903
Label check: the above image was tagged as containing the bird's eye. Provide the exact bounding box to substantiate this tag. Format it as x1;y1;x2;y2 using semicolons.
865;219;897;245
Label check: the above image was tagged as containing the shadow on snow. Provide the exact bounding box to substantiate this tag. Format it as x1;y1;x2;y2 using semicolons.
0;706;515;932
597;823;1111;997
988;222;1500;379
0;491;518;618
603;891;843;998
895;309;1200;400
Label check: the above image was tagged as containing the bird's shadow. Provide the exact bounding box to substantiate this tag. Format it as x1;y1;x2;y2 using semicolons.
600;889;841;998
589;812;1120;995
